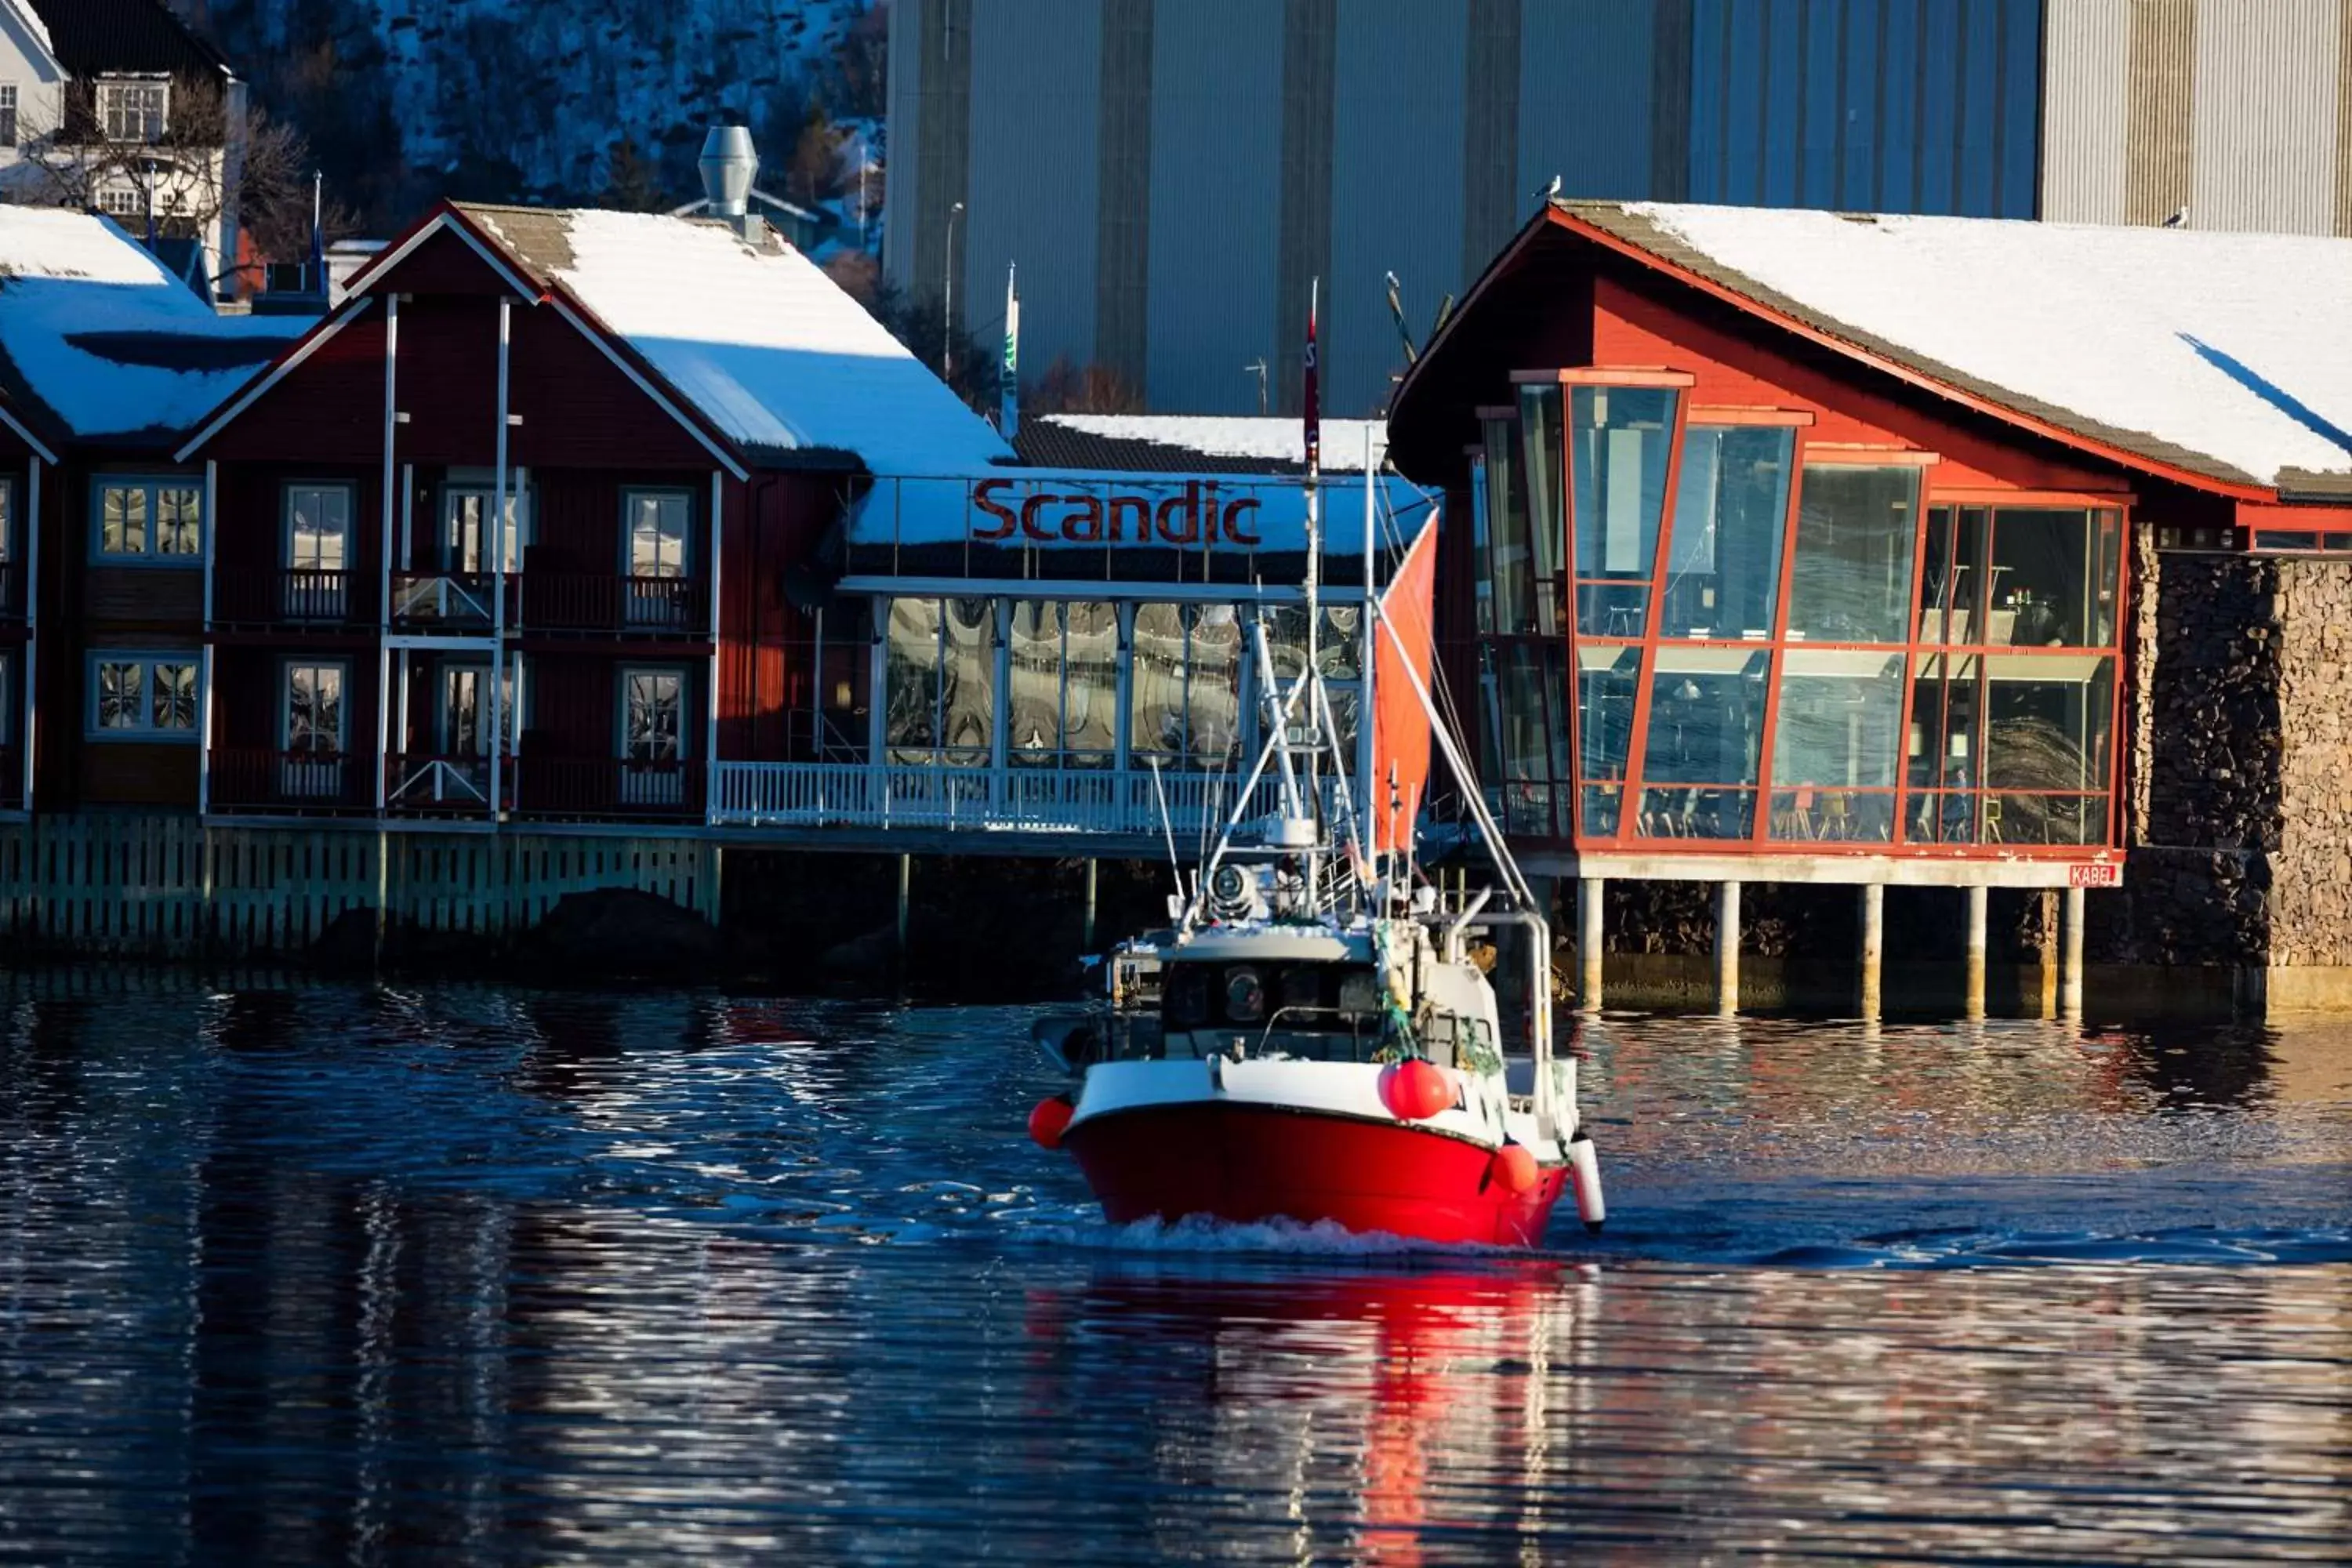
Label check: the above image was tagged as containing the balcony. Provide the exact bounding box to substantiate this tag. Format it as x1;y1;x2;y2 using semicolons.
519;574;707;637
213;569;376;629
208;748;377;817
514;757;706;821
384;753;509;818
710;763;1308;840
389;572;509;634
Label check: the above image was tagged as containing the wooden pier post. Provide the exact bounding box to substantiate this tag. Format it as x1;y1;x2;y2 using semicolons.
1858;882;1884;1020
1964;884;1989;1018
1082;858;1098;950
1577;877;1603;1011
896;853;913;955
1715;880;1741;1016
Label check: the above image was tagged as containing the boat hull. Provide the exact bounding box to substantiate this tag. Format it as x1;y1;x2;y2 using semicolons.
1064;1100;1568;1247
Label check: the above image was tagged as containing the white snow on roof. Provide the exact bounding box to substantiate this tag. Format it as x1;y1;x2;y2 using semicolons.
0;208;303;441
1620;203;2352;490
537;208;1012;474
1;0;52;60
1043;414;1389;471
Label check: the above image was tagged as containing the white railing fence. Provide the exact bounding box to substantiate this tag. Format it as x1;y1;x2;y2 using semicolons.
710;762;1338;840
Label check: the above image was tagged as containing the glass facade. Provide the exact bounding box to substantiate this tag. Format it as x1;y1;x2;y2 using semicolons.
1470;383;2125;855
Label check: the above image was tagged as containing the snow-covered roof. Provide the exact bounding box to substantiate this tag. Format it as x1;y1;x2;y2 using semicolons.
0;207;303;446
1559;201;2352;496
1032;415;1388;474
454;203;1012;475
1;0;53;60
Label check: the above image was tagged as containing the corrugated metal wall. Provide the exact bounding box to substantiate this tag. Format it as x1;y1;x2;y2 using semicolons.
1329;0;1468;416
1144;0;1287;414
882;0;2352;422
2043;0;2349;236
1686;0;2042;215
964;2;1105;389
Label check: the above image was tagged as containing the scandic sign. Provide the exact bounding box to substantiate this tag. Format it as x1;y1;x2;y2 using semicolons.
971;478;1265;548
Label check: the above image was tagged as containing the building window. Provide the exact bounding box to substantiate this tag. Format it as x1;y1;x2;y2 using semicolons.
96;80;169;143
0;85;17;149
1008;601;1119;769
620;666;687;805
88;652;198;740
1127;603;1243;769
437;659;516;757
885;597;996;767
0;477;13;564
94;478;202;563
623;490;691;628
1635;648;1771;840
1661;426;1795;641
284;662;345;753
96;185;143;218
284;483;353;619
442;485;529;574
1785;465;1922;644
1566;384;1679;639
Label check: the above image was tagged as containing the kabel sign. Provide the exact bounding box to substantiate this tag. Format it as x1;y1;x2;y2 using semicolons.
971;477;1264;549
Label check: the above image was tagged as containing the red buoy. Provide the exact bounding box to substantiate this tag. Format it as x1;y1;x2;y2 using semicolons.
1377;1058;1454;1121
1029;1095;1075;1150
1490;1142;1540;1195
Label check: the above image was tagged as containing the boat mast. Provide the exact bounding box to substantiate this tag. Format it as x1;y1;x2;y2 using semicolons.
1301;276;1322;906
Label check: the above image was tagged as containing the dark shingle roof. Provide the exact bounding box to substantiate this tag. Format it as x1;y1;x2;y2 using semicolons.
1014;420;1312;475
24;0;233;79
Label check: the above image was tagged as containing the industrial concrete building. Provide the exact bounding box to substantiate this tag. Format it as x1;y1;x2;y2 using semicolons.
887;0;2352;419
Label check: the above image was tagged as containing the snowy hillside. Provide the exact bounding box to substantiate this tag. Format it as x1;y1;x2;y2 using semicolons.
203;0;880;223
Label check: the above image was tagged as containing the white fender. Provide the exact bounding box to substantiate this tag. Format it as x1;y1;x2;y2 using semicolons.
1566;1134;1605;1233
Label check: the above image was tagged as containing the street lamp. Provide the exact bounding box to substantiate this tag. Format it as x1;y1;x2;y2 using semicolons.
943;200;964;382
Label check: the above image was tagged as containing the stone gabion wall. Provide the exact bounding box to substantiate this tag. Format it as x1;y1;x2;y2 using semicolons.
2263;558;2352;968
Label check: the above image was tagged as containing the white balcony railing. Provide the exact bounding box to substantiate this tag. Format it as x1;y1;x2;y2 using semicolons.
710;762;1331;839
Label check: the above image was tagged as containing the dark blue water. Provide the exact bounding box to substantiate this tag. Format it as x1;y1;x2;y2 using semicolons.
2;981;2347;1563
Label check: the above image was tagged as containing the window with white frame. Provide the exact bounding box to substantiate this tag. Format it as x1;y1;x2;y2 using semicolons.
284;662;345;754
283;484;351;619
0;85;18;150
438;659;517;757
443;486;530;575
96;185;142;218
96;79;169;143
626;491;690;578
619;666;687;805
96;478;202;562
89;652;199;740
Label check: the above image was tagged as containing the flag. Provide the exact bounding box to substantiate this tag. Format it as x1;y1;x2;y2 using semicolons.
1302;277;1320;478
1000;263;1020;439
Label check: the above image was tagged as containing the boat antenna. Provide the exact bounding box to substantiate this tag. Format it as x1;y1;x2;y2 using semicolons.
1146;756;1184;910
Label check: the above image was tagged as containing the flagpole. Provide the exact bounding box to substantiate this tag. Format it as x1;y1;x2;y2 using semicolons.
1000;263;1020;437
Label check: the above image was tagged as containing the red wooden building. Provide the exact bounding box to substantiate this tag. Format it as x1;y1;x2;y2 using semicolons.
174;198;1013;830
1387;200;2352;1008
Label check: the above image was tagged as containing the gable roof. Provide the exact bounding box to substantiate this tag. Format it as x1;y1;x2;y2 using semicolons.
24;0;231;79
0;205;301;448
354;201;1014;477
1406;200;2352;502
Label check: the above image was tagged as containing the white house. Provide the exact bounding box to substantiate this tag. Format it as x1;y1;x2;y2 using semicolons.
0;0;245;298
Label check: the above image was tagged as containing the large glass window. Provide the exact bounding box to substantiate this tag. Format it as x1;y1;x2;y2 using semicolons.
1659;426;1793;640
1987;508;2122;648
1515;386;1566;637
1907;652;1984;844
1576;644;1641;837
626;491;691;579
445;486;529;574
1635;648;1770;840
1785;465;1920;644
1568;385;1678;639
1983;653;2114;845
884;597;996;767
285;483;352;620
1769;650;1904;842
1008;601;1118;769
1496;641;1571;838
1481;418;1533;634
1129;603;1242;769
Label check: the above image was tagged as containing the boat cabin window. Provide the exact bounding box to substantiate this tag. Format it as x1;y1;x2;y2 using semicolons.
1162;962;1379;1034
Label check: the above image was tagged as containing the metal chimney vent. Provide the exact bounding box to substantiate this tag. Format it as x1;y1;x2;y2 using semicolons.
698;125;758;219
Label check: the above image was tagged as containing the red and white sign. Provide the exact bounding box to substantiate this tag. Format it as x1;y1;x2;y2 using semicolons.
2067;862;2120;887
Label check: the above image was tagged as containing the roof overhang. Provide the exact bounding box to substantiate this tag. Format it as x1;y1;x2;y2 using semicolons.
1396;203;2288;506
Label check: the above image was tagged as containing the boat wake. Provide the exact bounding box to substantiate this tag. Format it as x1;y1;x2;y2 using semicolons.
1025;1213;1513;1258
